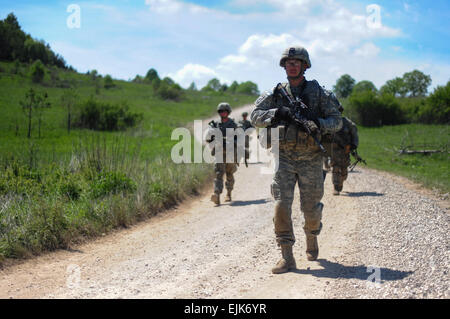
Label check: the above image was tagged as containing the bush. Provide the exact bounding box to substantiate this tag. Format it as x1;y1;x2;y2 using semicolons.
73;98;143;131
30;59;45;83
90;171;136;198
104;74;115;89
235;81;259;95
417;82;450;124
156;81;183;101
348;90;405;126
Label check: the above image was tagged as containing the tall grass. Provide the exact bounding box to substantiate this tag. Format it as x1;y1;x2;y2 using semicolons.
0;134;213;261
0;60;256;262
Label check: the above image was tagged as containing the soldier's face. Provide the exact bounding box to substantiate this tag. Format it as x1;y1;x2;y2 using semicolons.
219;110;229;118
285;59;302;77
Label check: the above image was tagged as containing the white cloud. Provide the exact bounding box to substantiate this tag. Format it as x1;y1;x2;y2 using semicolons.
145;0;210;14
354;42;381;57
167;63;219;89
58;0;447;94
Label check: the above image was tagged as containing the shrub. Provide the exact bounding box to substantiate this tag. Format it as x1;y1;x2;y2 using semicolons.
90;171;136;198
104;74;115;89
348;90;405;126
73;98;143;131
417;82;450;124
235;81;259;95
30;59;45;83
156;81;183;101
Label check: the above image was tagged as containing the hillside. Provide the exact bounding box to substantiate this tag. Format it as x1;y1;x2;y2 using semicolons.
0;58;257;262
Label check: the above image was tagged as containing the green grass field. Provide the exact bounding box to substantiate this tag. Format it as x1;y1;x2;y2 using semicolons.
357;124;449;193
0;61;256;262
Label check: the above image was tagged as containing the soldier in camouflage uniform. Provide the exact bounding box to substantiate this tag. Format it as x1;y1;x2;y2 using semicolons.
239;112;254;165
206;103;240;206
322;106;359;195
251;46;342;274
239;112;253;131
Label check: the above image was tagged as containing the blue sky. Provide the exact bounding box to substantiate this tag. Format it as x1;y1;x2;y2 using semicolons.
1;0;449;92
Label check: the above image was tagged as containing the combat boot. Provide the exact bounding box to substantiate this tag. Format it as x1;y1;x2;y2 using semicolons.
272;245;296;274
305;222;322;261
333;184;342;196
225;190;232;202
211;193;220;206
306;235;319;261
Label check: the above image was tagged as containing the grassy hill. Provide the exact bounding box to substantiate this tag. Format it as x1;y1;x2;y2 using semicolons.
0;60;257;262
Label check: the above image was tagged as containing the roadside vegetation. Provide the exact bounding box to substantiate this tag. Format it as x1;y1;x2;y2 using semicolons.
334;72;449;194
0;13;258;263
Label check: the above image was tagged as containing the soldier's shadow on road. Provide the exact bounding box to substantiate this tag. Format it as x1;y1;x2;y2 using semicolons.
228;199;270;206
292;259;413;282
342;191;385;197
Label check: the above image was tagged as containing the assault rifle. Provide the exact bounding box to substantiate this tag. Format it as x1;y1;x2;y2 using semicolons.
208;120;218;128
276;83;326;153
348;150;367;171
208;120;247;167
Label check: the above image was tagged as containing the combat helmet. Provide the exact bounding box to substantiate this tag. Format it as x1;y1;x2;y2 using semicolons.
217;102;231;114
280;46;311;69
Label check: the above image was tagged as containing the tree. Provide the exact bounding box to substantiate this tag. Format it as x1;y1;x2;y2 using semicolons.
188;81;197;91
219;83;228;92
0;13;67;68
145;68;159;83
104;74;115;89
132;75;144;83
402;70;431;97
156;81;182;101
204;78;222;91
35;92;51;138
348;90;404;126
228;81;239;93
380;77;407;97
333;74;355;98
162;77;175;85
90;69;98;81
236;81;259;95
30;59;45;83
352;80;377;94
90;70;101;94
61;89;78;133
20;88;51;138
417;81;450;124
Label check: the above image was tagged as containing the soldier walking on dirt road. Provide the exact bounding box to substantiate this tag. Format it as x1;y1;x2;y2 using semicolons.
322;106;359;195
205;103;241;206
251;46;342;274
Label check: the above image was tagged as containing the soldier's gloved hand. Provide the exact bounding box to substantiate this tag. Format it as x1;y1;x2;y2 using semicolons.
304;120;320;134
275;106;292;122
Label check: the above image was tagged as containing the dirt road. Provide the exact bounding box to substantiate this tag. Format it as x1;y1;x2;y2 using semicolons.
1;108;448;299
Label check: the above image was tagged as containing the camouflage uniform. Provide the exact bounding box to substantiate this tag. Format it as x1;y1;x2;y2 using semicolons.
251;80;342;251
212;118;239;195
239;119;253;131
323;117;359;193
239;114;254;164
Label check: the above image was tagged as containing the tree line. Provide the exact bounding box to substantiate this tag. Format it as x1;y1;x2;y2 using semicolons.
132;68;260;100
333;71;449;126
0;13;68;69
